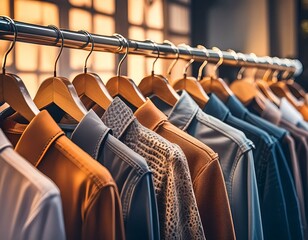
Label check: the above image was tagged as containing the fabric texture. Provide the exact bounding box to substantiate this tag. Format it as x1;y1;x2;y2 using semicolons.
151;91;262;240
135;98;235;240
257;98;308;238
203;93;292;240
61;110;160;240
1;110;125;240
228;94;304;240
101;97;205;240
0;129;66;240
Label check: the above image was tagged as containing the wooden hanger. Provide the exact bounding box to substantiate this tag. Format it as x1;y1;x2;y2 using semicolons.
138;40;179;107
72;30;112;110
282;59;306;100
267;58;301;107
285;80;306;100
199;47;233;103
33;25;87;122
106;33;146;108
229;52;267;112
172;44;209;108
0;16;39;122
252;55;281;106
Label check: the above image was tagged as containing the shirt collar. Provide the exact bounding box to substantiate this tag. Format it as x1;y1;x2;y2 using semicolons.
261;99;282;125
167;91;199;131
134;98;167;131
279;97;303;125
0;129;12;151
202;93;229;121
225;95;249;119
15;110;64;167
101;97;136;139
71;110;111;159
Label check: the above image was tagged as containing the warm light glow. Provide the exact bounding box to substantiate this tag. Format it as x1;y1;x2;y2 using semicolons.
94;15;115;35
16;42;38;71
0;1;14;68
70;49;90;70
147;29;163;43
128;55;145;84
93;52;115;71
40;45;57;71
69;8;92;31
94;0;115;14
169;3;190;34
129;26;145;40
17;73;39;98
146;0;163;29
128;0;144;25
69;0;91;7
15;1;59;25
0;0;9;15
128;26;146;83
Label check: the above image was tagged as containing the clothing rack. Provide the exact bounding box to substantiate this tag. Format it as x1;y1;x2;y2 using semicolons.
0;18;303;76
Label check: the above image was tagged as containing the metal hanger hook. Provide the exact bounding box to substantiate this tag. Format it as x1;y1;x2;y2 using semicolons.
249;53;259;78
262;56;273;81
236;52;247;79
282;58;294;79
197;45;209;80
145;39;160;75
79;30;94;74
178;43;194;78
271;57;280;81
164;40;179;78
113;33;128;76
48;25;64;77
1;16;17;75
212;47;223;78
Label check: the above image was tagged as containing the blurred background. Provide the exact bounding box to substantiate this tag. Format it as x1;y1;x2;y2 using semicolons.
0;0;307;97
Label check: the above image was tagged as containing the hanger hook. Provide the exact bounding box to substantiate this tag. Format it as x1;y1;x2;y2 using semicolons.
113;33;128;76
262;56;273;81
197;45;210;80
164;40;179;78
236;52;247;79
48;25;64;77
271;57;281;81
79;30;94;74
227;49;239;63
249;53;259;78
145;39;160;75
178;43;194;78
212;47;223;78
282;58;294;79
1;16;17;75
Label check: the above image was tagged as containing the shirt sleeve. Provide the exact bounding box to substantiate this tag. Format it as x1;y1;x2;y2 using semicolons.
83;184;125;240
193;157;236;240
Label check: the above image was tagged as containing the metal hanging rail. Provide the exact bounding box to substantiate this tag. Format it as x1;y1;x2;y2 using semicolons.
0;18;303;76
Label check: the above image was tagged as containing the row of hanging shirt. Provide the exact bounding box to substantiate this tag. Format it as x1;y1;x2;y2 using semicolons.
0;20;307;240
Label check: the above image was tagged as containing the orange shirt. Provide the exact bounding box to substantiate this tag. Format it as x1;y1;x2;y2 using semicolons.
135;99;235;240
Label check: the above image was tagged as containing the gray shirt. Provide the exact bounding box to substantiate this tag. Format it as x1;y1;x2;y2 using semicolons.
60;110;160;240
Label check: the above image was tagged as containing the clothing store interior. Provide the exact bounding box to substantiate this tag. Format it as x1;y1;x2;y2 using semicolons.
1;0;308;239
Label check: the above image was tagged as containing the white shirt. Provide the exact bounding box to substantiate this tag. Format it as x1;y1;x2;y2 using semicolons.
0;130;66;240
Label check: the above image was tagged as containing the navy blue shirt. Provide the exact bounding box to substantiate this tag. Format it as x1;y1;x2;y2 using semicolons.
203;93;292;240
225;95;303;240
